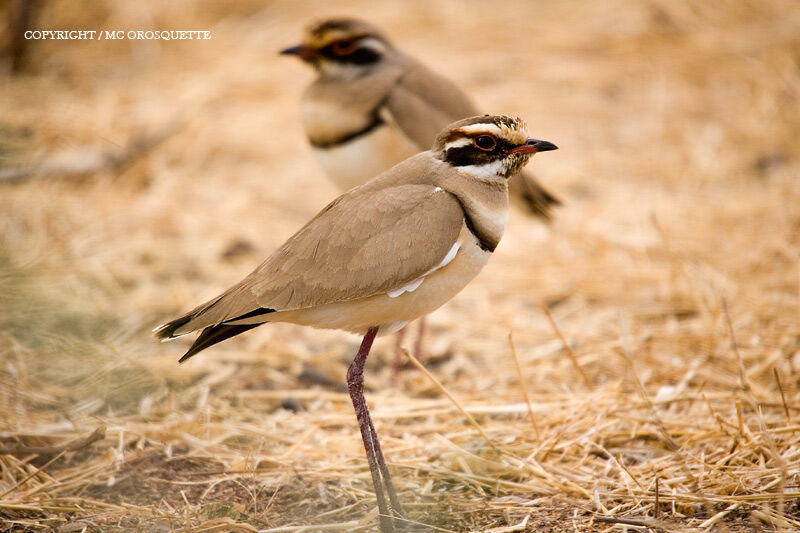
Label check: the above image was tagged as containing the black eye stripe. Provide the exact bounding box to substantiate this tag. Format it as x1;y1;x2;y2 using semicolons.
444;146;497;167
319;38;381;64
443;138;516;166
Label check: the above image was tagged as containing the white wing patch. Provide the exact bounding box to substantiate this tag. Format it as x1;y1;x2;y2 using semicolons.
386;241;461;298
438;241;461;269
387;278;424;298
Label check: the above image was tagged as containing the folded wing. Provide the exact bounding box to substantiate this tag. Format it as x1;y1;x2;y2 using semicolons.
155;184;465;342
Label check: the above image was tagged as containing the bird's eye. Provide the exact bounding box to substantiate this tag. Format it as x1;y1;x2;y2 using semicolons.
473;135;496;151
332;39;358;56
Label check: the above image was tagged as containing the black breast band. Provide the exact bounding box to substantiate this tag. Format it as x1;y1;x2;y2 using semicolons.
310;116;385;149
462;212;496;253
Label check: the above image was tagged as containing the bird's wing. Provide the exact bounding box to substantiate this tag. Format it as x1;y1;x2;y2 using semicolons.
157;180;466;338
382;56;480;149
248;183;465;310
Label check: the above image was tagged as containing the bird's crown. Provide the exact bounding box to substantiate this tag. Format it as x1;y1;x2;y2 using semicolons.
302;18;389;49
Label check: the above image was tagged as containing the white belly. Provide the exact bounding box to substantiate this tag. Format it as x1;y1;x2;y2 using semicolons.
312;124;418;191
271;226;489;335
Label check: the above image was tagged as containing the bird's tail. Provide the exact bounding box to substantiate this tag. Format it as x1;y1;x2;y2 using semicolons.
153;283;275;362
176;323;262;363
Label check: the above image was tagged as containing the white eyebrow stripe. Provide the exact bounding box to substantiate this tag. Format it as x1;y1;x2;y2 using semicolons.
358;37;388;54
443;137;472;150
458;124;503;136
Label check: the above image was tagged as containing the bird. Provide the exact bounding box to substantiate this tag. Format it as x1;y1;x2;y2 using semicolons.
280;17;560;219
154;115;557;533
281;18;561;367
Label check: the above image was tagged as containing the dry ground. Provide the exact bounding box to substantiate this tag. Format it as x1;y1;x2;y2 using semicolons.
1;0;800;531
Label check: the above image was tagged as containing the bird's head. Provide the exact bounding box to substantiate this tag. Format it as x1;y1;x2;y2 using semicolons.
433;115;558;179
280;18;390;75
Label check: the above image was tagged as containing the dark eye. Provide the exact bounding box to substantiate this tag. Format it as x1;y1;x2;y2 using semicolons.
332;39;358;56
473;135;496;151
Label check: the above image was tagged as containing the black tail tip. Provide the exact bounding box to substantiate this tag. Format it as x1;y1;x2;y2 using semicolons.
176;322;262;364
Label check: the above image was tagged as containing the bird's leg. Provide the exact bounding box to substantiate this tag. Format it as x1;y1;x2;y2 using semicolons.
348;327;394;533
365;408;407;521
365;329;408;520
412;316;426;363
392;325;408;378
392;316;426;378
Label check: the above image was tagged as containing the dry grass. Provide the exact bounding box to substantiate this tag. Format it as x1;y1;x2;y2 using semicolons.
1;0;800;531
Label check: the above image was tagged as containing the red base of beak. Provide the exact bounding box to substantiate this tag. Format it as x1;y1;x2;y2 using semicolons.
510;138;558;154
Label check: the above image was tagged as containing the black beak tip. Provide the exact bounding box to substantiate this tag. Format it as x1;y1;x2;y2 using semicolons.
280;45;302;56
531;139;558;152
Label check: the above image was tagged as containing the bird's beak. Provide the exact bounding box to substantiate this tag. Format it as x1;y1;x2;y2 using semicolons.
509;138;559;155
280;44;319;61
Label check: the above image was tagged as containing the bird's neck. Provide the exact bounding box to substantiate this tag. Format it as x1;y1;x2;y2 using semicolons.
439;172;509;253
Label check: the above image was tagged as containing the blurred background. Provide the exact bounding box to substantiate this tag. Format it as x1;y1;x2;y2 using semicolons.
1;0;799;531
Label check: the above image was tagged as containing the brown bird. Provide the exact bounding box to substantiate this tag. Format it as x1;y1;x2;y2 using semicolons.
155;115;557;532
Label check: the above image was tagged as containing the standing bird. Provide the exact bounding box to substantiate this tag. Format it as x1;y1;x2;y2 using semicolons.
282;18;561;365
155;115;557;532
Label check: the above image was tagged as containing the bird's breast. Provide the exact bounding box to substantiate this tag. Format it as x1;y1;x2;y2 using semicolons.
301;99;372;145
310;123;419;191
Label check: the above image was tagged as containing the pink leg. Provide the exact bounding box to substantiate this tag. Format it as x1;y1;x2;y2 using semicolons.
392;325;408;377
393;316;427;378
348;327;405;531
413;316;426;362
